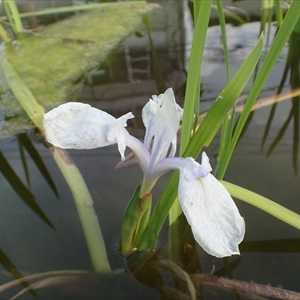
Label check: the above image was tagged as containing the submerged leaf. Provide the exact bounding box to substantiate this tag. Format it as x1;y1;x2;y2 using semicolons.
0;150;54;229
17;132;59;197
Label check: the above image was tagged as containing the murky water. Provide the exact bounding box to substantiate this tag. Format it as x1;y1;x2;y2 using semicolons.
0;1;299;299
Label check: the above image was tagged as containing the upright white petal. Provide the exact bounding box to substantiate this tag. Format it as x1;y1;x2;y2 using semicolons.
178;154;245;258
44;103;133;160
142;88;180;174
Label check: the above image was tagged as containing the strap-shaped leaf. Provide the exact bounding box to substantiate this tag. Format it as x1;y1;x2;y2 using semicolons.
0;150;54;229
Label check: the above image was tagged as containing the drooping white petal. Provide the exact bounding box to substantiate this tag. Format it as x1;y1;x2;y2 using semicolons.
142;88;180;174
44;103;133;160
178;155;245;258
44;102;115;149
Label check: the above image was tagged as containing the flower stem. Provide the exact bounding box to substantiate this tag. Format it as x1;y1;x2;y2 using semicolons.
52;147;111;273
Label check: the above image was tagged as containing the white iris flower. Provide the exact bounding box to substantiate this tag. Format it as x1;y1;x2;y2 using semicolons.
43;88;245;258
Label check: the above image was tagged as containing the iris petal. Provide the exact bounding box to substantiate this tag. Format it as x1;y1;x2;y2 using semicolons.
44;102;115;149
44;103;133;160
178;155;245;258
142;88;180;175
107;112;134;160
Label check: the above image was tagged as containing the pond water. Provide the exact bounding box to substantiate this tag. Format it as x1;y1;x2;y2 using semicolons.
0;1;300;299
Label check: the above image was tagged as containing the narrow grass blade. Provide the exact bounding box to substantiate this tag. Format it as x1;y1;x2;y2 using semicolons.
218;1;300;179
18;136;30;188
180;0;212;154
170;0;212;225
274;0;283;26
0;248;36;296
18;133;59;197
211;4;246;24
222;181;300;230
216;0;230;83
2;0;16;36
143;15;166;93
6;0;24;35
0;150;54;229
2;58;45;130
0;23;11;42
187;35;263;157
216;0;232;176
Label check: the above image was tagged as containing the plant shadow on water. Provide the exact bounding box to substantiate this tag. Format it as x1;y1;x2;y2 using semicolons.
0;0;300;299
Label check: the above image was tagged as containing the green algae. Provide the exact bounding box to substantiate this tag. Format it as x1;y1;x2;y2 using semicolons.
0;1;159;137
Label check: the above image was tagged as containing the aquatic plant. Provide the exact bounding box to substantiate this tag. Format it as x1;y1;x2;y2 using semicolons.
1;0;300;298
43;88;245;258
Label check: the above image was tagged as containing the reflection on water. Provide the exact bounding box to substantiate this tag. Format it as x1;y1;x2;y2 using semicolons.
0;1;300;299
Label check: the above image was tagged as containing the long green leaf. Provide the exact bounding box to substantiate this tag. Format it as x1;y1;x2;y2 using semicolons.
138;35;264;251
222;181;300;230
186;35;263;157
6;0;24;35
0;150;54;229
180;0;212;154
218;0;300;179
216;0;230;83
170;0;212;227
0;248;35;296
2;58;45;130
2;0;16;36
18;133;59;197
211;4;246;25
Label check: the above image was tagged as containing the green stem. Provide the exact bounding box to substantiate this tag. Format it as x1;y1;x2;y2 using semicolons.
53;147;111;273
6;0;24;36
0;23;11;42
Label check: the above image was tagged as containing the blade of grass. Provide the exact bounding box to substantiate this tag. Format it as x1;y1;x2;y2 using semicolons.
216;0;230;83
18;133;59;197
216;0;233;177
6;0;24;36
0;150;54;229
217;0;300;180
222;180;300;230
143;15;166;93
2;58;45;130
180;0;212;155
0;248;36;296
211;4;246;24
18;135;31;188
2;0;16;36
170;0;212;225
274;0;283;26
0;23;11;42
187;35;263;157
